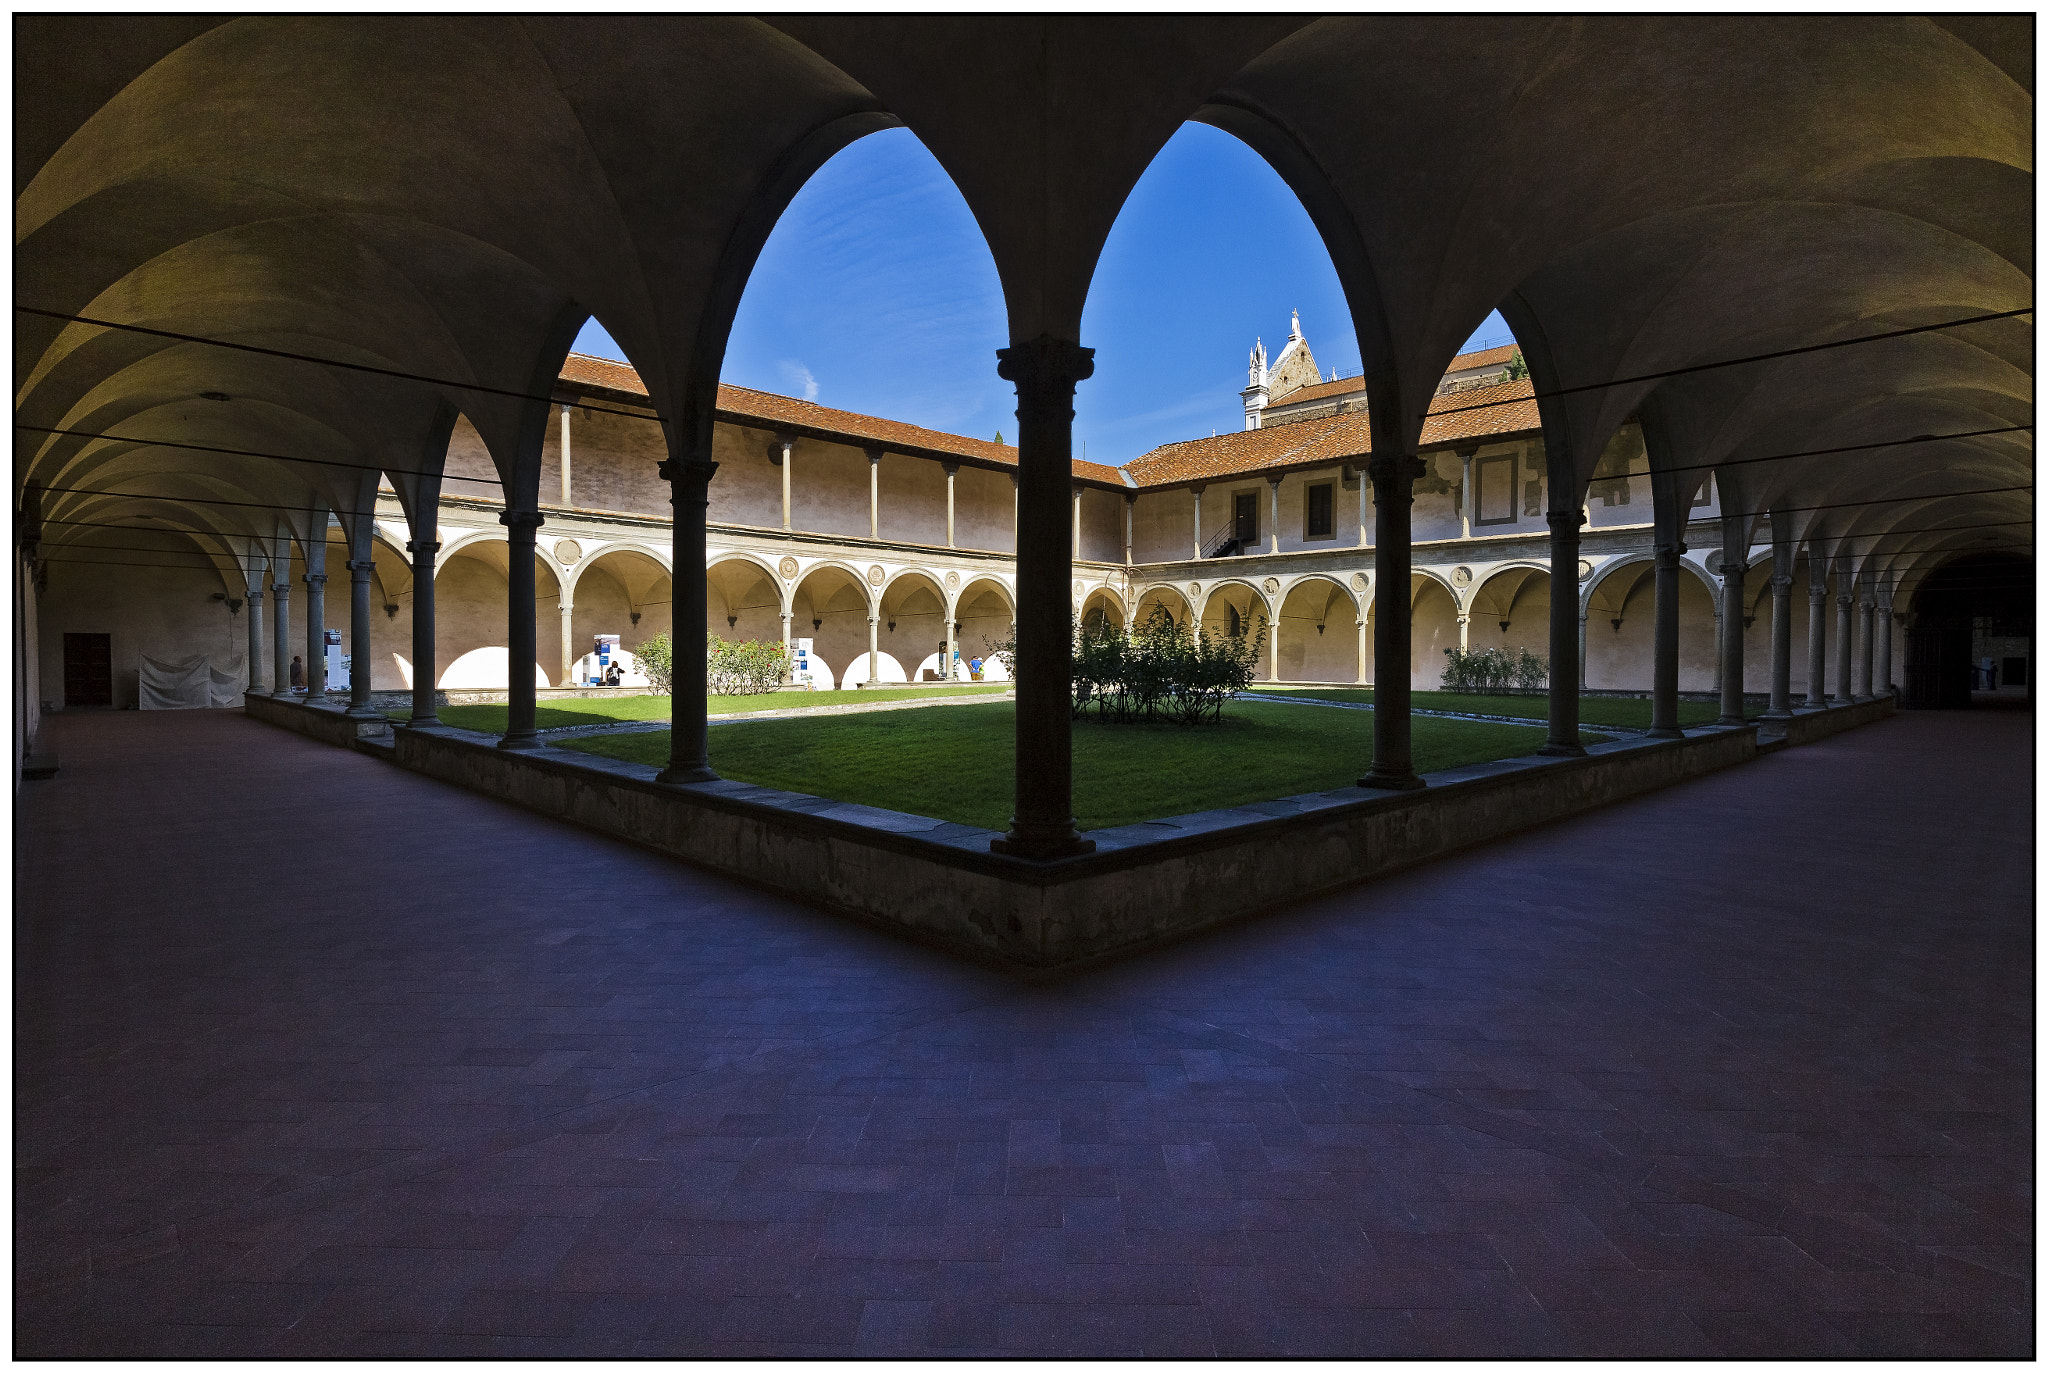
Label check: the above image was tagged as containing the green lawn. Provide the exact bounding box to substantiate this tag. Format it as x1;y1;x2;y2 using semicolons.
558;699;1606;832
1248;686;1723;730
385;684;1009;734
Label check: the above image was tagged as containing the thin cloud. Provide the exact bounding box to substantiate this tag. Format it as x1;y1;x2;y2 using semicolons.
778;360;819;401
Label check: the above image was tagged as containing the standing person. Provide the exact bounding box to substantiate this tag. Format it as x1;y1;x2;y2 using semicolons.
289;655;305;692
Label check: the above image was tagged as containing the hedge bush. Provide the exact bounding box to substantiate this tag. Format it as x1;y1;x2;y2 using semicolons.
1440;645;1547;693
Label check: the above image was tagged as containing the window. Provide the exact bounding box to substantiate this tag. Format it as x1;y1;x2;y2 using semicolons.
1304;482;1334;539
1475;454;1517;526
1233;491;1258;544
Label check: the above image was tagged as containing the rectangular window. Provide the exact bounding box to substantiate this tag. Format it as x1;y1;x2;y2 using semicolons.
1304;482;1333;539
1233;491;1258;545
1475;454;1517;526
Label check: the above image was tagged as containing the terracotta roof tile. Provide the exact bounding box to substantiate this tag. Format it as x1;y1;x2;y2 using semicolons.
1124;377;1540;487
1443;343;1521;373
1268;375;1366;408
555;353;1126;487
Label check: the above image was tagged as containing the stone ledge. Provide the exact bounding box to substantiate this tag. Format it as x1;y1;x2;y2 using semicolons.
244;693;393;746
1756;693;1896;746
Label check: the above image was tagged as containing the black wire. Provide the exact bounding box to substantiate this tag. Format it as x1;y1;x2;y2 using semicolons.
1429;308;2035;419
14;306;666;424
16;424;499;485
33;485;458;516
1758;483;2033;517
1651;425;2032;478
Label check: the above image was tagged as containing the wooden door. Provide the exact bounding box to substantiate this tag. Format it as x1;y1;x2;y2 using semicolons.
1233;491;1258;545
63;632;112;708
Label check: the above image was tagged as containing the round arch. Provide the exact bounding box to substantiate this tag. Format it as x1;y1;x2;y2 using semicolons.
1274;574;1361;684
791;561;877;689
956;575;1017;681
1132;583;1192;629
877;569;951;682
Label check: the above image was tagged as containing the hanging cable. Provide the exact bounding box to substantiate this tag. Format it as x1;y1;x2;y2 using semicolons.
1429;308;2034;419
1648;425;2032;477
15;423;501;485
13;305;666;423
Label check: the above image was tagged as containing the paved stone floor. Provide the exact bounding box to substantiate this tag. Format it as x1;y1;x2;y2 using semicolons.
15;707;2032;1358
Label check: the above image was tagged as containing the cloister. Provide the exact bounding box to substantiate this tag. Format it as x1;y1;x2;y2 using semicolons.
14;15;2032;1359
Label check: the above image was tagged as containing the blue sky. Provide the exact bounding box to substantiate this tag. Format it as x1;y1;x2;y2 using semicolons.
573;124;1512;467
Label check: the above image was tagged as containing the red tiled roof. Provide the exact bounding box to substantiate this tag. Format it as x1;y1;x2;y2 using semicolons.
556;353;1126;487
1267;374;1365;408
1124;377;1539;487
1443;343;1521;373
1265;343;1519;412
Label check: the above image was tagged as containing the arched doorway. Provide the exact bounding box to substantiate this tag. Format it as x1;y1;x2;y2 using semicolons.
1904;553;2032;709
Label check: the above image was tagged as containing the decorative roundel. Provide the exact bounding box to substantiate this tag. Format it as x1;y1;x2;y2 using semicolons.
1452;565;1472;587
1703;550;1724;576
1187;582;1201;598
1578;558;1595;582
1262;577;1280;595
866;564;885;586
778;556;800;580
946;570;960;590
1350;572;1370;592
554;538;582;565
1072;578;1082;597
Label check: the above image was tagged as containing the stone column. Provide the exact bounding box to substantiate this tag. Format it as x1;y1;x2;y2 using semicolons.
303;532;328;699
781;609;793;684
271;567;292;698
1718;557;1747;725
867;610;880;686
1267;476;1282;554
1877;601;1896;696
1805;568;1828;707
866;448;882;540
1457;612;1470;651
773;435;793;532
346;557;378;716
407;540;440;726
1540;509;1586;756
245;567;266;695
1459;448;1475;539
1122;494;1135;566
943;463;959;549
1843;586;1859;704
1361;454;1428;788
559;404;573;506
559;594;576;686
1355;613;1370;685
1268;600;1281;682
990;334;1095;858
498;510;544;749
1648;540;1685;737
949;616;961;683
658;454;719;783
1764;572;1794;720
1856;593;1876;701
1190;485;1204;559
1359;471;1372;548
1072;486;1083;559
1577;610;1590;690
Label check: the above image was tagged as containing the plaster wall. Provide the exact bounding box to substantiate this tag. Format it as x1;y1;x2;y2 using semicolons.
788;438;872;542
1410;578;1462;689
955;465;1016;553
36;559;249;710
561;406;668;513
708;426;787;530
1132;487;1197;563
443;416;503;503
877;453;948;548
1076;487;1122;563
1275;579;1359;681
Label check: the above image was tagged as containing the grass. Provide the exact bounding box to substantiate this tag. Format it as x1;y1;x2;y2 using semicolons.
384;684;1010;734
558;699;1608;832
1248;686;1724;730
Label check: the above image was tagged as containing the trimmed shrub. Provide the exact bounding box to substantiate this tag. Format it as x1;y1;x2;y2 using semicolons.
999;607;1261;725
1441;645;1547;694
706;632;791;696
636;632;673;695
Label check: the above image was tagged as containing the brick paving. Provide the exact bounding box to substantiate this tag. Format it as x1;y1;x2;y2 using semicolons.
15;707;2031;1357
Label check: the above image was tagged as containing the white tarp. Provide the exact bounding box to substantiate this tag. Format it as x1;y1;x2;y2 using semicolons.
139;654;241;709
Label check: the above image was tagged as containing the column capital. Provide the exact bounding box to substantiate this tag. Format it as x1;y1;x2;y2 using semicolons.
302;572;327;586
1365;454;1426;486
766;433;794;464
344;559;376;574
1266;473;1284;488
864;447;884;465
995;334;1095;401
498;509;545;532
1837;592;1854;607
406;539;440;555
1546;508;1587;532
868;614;880;625
658;457;719;488
1654;541;1687;562
940;461;960;477
272;582;290;597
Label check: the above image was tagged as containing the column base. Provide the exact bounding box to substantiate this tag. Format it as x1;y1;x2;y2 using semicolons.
1715;715;1747;727
1645;727;1687;739
496;733;544;751
344;703;382;719
1536;742;1587;758
656;763;720;785
1357;769;1426;791
1852;693;1874;704
1758;709;1794;723
989;830;1097;860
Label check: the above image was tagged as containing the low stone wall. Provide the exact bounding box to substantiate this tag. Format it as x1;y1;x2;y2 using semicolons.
1757;693;1896;746
244;693;392;746
382;720;1755;969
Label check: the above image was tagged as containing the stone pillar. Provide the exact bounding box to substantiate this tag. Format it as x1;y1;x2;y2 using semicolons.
866;448;882;540
1843;586;1859;704
1457;612;1470;651
1459;448;1475;539
407;540;440;726
1540;509;1586;756
867;610;880;686
498;510;544;749
1805;570;1829;707
1648;541;1685;737
271;570;292;699
559;404;573;506
1267;476;1282;555
781;610;793;684
346;557;378;716
990;334;1095;858
1877;602;1896;696
658;454;719;783
1712;607;1725;702
1856;593;1876;701
943;463;958;549
1072;486;1083;559
1122;494;1135;567
1718;557;1746;725
1190;485;1204;559
774;435;793;532
303;533;328;699
1359;472;1372;548
1577;610;1590;690
1764;572;1794;720
1268;601;1281;682
949;616;961;683
559;595;576;686
1355;614;1370;685
245;568;266;695
1360;454;1427;789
